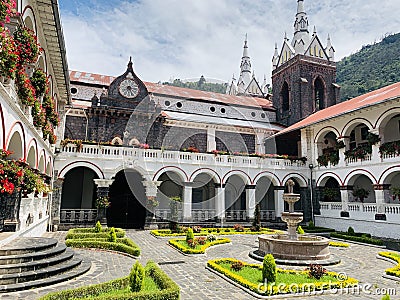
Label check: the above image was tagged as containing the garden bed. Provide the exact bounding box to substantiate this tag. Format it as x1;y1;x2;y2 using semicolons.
328;241;349;248
65;226;140;256
378;252;400;278
207;258;358;297
330;232;383;246
169;237;230;254
303;226;335;233
39;261;179;300
151;227;283;237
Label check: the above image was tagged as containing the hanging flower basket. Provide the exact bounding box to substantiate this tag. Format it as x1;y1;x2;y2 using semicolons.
30;69;47;97
0;0;17;24
0;27;18;80
96;196;111;209
13;25;41;65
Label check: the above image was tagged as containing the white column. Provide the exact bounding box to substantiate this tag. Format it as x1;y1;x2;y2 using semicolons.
369;128;381;162
340;187;351;212
255;132;266;154
274;188;285;217
337;137;349;167
183;183;193;221
215;186;226;220
246;185;256;219
374;184;388;214
207;127;216;152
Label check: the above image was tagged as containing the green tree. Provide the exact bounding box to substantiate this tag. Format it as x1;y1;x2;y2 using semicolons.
262;254;277;283
129;261;145;292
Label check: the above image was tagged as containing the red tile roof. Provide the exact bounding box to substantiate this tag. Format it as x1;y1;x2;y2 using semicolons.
69;71;273;109
278;82;400;135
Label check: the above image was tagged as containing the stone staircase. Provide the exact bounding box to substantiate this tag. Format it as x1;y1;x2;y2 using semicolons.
0;237;91;292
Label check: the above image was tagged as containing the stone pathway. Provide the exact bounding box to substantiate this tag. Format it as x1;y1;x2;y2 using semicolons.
1;230;399;299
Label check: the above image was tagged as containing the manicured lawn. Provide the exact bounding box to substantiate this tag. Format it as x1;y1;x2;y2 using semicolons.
208;258;358;296
169;238;230;254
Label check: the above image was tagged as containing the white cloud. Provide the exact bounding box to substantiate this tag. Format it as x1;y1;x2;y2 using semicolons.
59;0;400;83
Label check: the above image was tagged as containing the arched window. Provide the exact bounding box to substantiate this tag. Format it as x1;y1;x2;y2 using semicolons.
281;82;289;112
314;77;325;110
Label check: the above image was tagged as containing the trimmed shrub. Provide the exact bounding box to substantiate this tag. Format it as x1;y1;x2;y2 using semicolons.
231;261;244;271
65;239;140;256
382;294;391;300
330;232;383;246
94;221;102;233
186;228;194;243
297;226;305;234
109;227;117;243
308;220;315;229
129;261;145;292
347;226;355;236
262;254;276;283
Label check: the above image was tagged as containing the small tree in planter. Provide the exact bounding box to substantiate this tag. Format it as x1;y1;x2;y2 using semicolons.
324;188;340;202
352;187;370;203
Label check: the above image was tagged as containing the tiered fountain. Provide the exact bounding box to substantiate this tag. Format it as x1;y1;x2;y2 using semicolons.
256;180;330;262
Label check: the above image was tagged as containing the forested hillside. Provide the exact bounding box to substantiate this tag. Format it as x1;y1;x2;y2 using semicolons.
163;75;227;94
336;33;400;101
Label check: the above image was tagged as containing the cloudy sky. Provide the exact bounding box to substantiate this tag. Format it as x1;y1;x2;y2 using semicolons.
58;0;400;84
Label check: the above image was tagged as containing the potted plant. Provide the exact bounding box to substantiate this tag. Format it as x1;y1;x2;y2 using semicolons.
30;69;47;97
0;27;18;82
323;187;340;202
352;187;370;203
367;133;381;146
0;0;17;24
390;186;400;201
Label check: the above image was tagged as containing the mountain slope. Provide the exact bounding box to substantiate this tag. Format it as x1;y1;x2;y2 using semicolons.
337;32;400;101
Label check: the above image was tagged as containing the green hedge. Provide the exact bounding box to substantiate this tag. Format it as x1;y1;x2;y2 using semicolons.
66;231;125;240
303;226;335;233
168;238;230;254
65;239;140;256
151;227;283;237
39;261;179;300
330;232;383;246
379;252;400;278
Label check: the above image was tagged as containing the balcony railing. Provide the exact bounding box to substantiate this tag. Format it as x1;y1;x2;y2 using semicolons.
260;210;276;221
225;210;247;221
60;209;97;224
60;144;307;169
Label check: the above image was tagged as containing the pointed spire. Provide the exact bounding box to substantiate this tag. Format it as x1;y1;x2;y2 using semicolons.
292;0;310;54
297;0;305;14
243;33;249;57
239;34;252;88
284;31;288;41
313;25;317;36
326;34;335;60
326;34;332;48
272;42;279;69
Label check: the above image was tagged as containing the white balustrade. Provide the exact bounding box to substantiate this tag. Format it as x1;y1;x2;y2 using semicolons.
225;210;247;221
60;209;97;224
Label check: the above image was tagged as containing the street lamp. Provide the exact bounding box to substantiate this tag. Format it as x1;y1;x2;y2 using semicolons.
308;164;315;224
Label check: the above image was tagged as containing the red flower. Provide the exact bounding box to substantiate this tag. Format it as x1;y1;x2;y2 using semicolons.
16;169;23;177
1;178;15;194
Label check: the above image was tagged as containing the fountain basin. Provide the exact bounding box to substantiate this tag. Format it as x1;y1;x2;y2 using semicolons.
258;234;330;260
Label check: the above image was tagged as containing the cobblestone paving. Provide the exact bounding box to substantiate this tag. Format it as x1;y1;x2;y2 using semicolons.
1;230;400;299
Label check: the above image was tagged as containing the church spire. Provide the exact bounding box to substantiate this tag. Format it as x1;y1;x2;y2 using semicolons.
272;43;279;69
292;0;310;54
239;34;252;88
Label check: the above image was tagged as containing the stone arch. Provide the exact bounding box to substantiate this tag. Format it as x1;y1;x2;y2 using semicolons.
190;168;221;184
346;173;376;203
375;107;400;130
344;169;378;186
282;173;307;187
26;144;37;169
314;126;340;144
224;174;247;212
112;164;151;182
191;172;217;211
58;161;104;179
22;8;37;33
38;150;45;173
316;172;343;187
37;55;47;73
253;171;280;187
313;76;326;110
153;166;188;182
61;166;99;211
341;118;373;137
281;81;290;112
46;159;52;176
222;170;251;185
111;136;123;145
6;124;25;160
317;175;341;202
375;108;400;144
379;166;400;185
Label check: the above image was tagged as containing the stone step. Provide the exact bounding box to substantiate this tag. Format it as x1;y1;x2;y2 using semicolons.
0;243;67;265
0;259;92;292
0;238;57;256
0;255;83;285
0;248;74;275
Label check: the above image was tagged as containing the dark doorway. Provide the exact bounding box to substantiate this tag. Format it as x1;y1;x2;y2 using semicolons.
61;167;98;209
107;170;147;229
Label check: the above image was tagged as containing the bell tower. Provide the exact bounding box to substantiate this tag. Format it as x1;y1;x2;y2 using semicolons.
272;0;340;127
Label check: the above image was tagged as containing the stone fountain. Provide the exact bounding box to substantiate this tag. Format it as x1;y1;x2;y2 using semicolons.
255;180;331;262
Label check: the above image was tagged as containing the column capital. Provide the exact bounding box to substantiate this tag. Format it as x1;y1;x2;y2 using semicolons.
368;128;380;135
274;186;285;191
94;179;114;188
340;185;353;191
245;184;256;190
373;184;391;190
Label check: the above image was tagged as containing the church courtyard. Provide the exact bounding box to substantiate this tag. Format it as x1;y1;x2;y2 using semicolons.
1;230;398;300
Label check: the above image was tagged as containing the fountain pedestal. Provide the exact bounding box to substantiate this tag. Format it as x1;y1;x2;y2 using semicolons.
256;180;330;261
